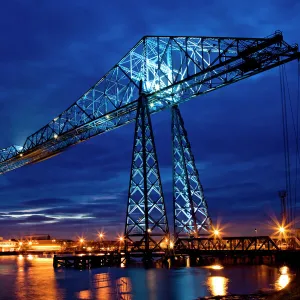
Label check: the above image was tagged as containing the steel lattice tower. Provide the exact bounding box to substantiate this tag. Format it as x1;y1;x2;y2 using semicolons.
124;95;169;252
172;105;212;238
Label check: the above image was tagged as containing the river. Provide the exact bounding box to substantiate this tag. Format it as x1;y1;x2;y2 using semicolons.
0;255;292;300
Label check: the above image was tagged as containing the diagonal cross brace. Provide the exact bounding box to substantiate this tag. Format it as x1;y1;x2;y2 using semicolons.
172;105;212;238
124;95;169;253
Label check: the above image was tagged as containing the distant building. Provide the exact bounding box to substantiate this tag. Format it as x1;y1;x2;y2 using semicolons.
18;235;62;252
23;234;51;240
0;239;18;252
26;239;61;252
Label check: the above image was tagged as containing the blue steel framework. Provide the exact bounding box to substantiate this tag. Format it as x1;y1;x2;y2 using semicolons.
172;106;212;238
1;32;299;174
124;94;169;252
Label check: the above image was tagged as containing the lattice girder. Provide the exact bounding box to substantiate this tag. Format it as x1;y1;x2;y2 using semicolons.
172;105;211;238
1;32;299;174
125;95;169;252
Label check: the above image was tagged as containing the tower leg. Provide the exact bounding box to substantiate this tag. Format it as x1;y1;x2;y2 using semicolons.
172;105;212;239
125;95;169;254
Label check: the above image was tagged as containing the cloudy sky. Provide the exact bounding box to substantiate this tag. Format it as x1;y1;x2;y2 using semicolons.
0;0;299;240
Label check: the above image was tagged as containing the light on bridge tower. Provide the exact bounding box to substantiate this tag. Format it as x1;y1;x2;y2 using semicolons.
124;94;169;254
172;105;212;239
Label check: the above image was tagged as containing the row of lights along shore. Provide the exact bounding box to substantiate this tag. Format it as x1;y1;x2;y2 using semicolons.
15;223;288;248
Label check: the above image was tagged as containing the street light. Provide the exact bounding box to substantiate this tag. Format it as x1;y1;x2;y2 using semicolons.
279;226;285;234
99;233;104;249
214;230;219;236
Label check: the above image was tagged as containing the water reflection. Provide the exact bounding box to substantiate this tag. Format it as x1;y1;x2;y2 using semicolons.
274;266;291;290
275;274;290;290
93;273;114;299
77;290;92;299
279;266;289;275
0;257;294;299
206;264;224;270
207;276;229;296
146;269;157;300
15;255;62;300
116;277;132;300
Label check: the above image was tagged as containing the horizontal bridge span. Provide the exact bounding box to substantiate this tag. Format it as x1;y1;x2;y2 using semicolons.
1;31;299;174
176;236;280;251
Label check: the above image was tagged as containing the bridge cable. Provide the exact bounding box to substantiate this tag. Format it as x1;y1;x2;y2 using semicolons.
284;63;300;229
279;65;292;226
280;63;300;231
295;61;300;227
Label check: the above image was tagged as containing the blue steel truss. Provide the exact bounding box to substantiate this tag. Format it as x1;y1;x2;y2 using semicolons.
124;95;169;252
172;106;212;238
0;31;299;174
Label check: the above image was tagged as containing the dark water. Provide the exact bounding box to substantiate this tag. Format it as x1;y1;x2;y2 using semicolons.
0;255;291;300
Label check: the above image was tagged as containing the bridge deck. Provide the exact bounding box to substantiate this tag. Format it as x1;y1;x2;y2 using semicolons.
176;236;281;251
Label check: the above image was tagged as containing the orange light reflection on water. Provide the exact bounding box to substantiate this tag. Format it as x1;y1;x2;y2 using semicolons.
274;266;291;290
16;256;62;300
207;276;229;296
93;273;114;299
279;266;288;275
208;264;224;270
275;274;290;290
77;290;92;299
116;277;132;300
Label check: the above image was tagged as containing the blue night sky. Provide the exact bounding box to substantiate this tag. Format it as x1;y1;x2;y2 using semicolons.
0;0;299;240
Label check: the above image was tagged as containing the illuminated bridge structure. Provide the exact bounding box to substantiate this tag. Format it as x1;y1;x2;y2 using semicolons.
175;236;280;252
0;32;299;252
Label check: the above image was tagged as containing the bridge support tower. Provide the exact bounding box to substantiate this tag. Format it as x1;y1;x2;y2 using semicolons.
172;105;212;239
124;95;169;259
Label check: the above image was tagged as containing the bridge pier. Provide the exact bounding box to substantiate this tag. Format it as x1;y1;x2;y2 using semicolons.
124;94;169;257
172;106;212;239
